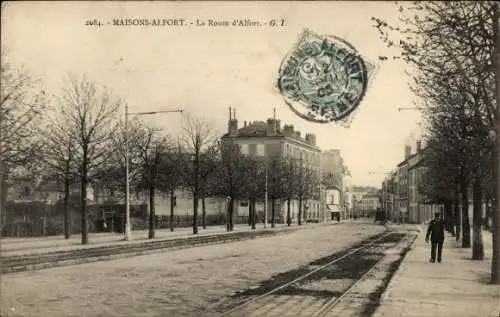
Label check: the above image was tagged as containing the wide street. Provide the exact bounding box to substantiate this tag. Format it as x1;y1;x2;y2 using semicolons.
1;222;386;317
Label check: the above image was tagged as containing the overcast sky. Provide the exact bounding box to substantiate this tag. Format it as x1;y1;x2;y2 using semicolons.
2;1;423;187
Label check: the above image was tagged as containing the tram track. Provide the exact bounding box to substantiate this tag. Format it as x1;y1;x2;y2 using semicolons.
212;231;414;317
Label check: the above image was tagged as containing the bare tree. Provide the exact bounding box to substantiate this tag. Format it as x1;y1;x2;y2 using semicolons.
57;74;121;244
0;53;47;228
39;120;78;239
198;145;218;229
282;158;299;226
270;158;287;227
157;138;187;232
212;139;250;231
93;118;146;208
182;114;217;234
294;160;317;225
242;156;266;230
135;125;170;239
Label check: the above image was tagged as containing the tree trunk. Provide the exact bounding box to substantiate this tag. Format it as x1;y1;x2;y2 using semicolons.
64;178;70;239
454;187;461;242
271;198;276;228
444;199;454;236
461;182;471;248
298;198;303;226
226;197;231;232
81;153;89;245
248;199;252;226
484;197;491;231
169;189;175;232
202;196;206;229
250;198;256;230
472;178;484;260
193;153;199;235
192;194;198;235
148;181;156;239
491;1;500;284
286;198;291;226
229;198;234;231
0;167;6;234
247;199;252;227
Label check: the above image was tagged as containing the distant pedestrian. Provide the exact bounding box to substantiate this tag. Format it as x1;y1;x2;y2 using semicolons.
425;212;445;263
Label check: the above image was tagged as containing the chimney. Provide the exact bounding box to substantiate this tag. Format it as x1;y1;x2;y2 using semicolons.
228;107;238;136
416;140;422;153
404;145;411;159
283;124;294;135
305;133;317;146
267;118;277;136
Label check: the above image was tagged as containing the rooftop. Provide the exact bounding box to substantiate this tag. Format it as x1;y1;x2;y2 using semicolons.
222;115;319;149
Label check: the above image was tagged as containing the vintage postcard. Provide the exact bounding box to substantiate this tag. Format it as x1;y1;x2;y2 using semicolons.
1;1;498;317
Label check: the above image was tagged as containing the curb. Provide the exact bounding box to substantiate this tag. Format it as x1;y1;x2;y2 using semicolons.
0;228;296;274
3;221;342;258
2;223;346;274
1;221;346;275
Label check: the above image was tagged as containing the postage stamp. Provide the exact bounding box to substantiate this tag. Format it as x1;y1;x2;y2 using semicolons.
277;29;369;123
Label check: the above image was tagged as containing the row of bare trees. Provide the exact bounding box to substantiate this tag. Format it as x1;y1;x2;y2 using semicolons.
373;2;499;283
1;54;320;245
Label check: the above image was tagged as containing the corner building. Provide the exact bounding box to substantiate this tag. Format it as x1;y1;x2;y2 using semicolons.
220;108;323;224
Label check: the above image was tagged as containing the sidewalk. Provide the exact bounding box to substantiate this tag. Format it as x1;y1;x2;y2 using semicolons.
373;229;500;317
0;221;342;257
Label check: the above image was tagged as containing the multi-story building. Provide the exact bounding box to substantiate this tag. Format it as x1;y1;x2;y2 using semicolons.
358;193;381;217
392;141;442;224
343;168;353;219
381;172;396;220
321;150;344;185
320;149;346;219
396;146;410;223
220;108;322;224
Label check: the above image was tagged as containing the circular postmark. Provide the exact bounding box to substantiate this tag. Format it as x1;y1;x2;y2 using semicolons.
277;29;368;123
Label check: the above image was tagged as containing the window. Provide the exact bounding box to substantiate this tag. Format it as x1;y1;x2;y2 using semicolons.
240;144;249;155
249;144;257;156
256;144;265;156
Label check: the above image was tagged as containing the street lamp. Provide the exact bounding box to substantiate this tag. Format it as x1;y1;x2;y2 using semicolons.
123;104;183;241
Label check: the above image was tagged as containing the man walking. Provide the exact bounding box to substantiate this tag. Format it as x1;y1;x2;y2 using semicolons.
425;212;445;263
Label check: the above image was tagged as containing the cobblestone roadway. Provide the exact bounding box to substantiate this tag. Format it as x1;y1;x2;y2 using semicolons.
1;223;385;317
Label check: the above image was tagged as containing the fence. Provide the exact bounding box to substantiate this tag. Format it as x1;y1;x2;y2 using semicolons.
1;201;287;237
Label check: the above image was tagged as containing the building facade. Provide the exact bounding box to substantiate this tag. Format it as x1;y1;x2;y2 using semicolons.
320;149;346;219
343;168;353;219
357;193;381;217
396;146;410;223
391;141;442;224
381;172;396;220
220;108;323;224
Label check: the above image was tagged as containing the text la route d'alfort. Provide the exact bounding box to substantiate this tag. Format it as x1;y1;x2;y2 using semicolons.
110;18;284;27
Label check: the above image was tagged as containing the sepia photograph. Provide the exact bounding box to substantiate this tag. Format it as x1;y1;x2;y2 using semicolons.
1;1;499;316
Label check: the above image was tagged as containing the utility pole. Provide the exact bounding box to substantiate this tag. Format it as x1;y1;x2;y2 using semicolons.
264;165;268;229
123;106;183;241
492;1;500;284
124;104;131;240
